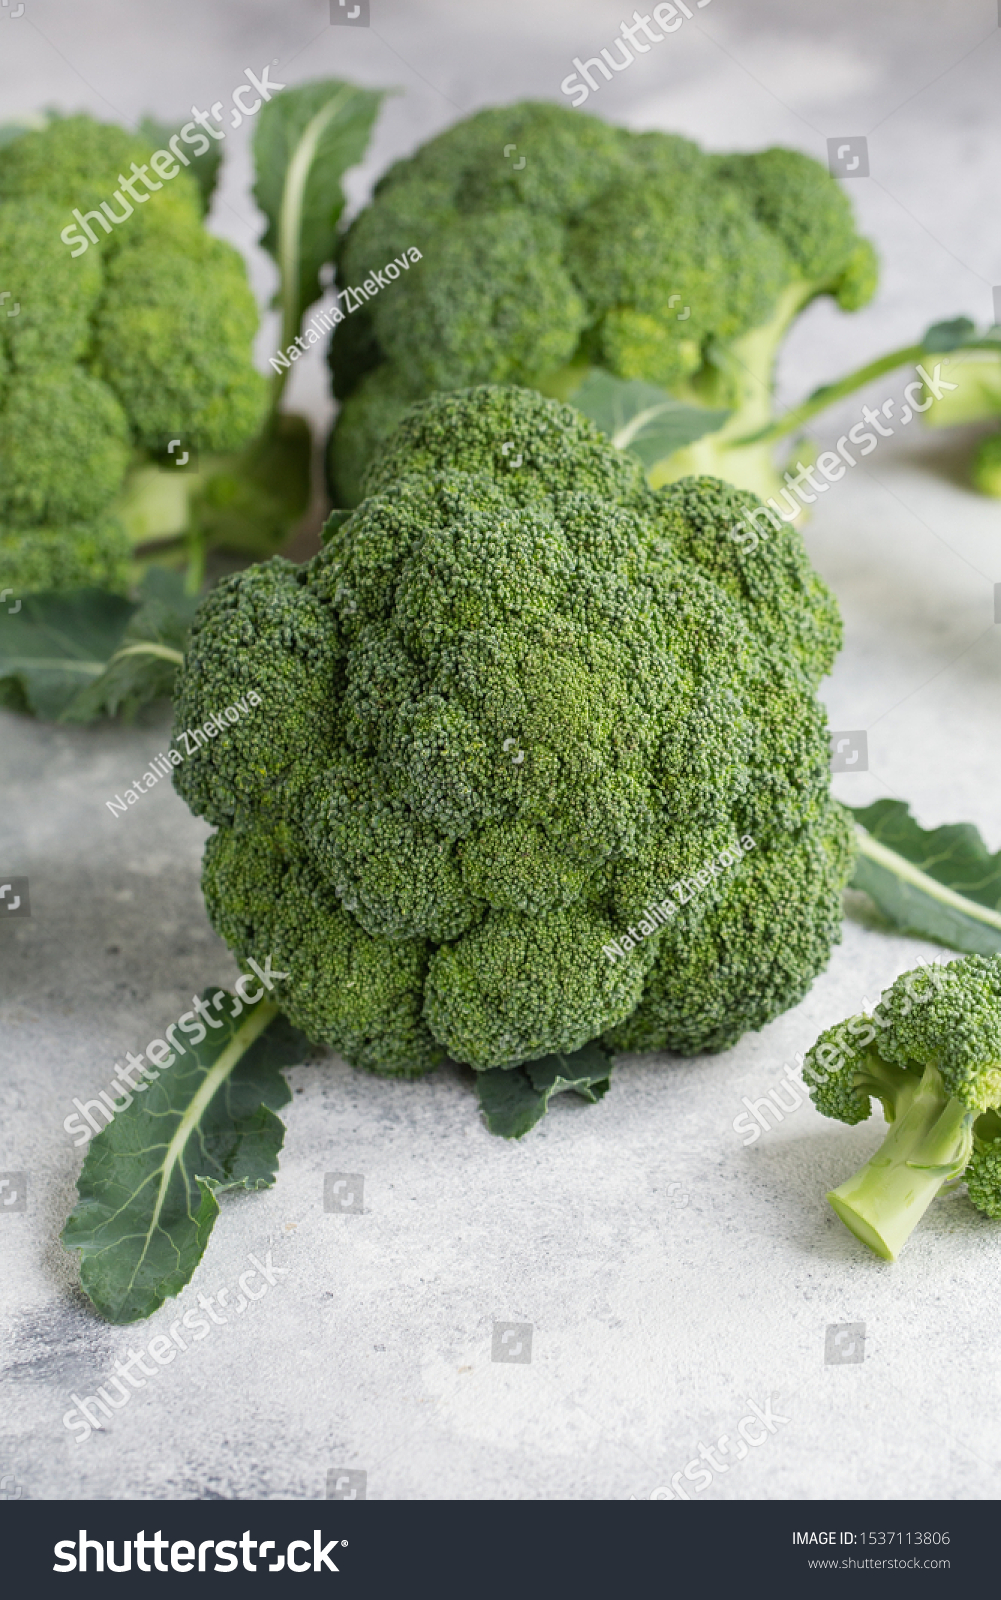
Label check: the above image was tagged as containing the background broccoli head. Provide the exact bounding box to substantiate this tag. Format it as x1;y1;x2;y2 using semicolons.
173;385;852;1079
327;101;877;506
805;954;1001;1258
0;114;267;597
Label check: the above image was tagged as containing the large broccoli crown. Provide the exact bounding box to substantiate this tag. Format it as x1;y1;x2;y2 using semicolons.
0;114;266;595
174;385;850;1077
328;102;877;504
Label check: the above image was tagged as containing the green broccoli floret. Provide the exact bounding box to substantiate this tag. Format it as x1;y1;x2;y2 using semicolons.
327;102;877;507
173;385;852;1082
91;223;268;456
0;114;267;596
804;954;1001;1259
0;369;132;526
915;344;1001;498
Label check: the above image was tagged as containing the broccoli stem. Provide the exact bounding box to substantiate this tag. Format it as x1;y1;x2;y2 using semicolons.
648;281;816;498
184;519;208;596
736;342;926;448
827;1064;974;1259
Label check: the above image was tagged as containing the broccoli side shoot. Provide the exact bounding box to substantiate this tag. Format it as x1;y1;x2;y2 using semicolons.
804;955;1001;1259
327;101;878;508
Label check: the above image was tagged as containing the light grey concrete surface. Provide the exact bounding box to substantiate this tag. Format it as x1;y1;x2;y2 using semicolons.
2;0;1001;1502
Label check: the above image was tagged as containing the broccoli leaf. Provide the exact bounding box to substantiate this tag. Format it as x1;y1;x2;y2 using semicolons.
62;991;309;1324
0;587;137;721
921;317;977;353
920;317;1001;354
567;370;731;469
851;800;1001;956
252;79;387;393
477;1043;613;1139
60;568;196;724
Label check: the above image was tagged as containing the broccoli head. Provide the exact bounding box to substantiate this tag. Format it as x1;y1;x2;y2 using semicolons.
327;101;877;507
172;385;851;1083
804;954;1001;1259
0;114;267;597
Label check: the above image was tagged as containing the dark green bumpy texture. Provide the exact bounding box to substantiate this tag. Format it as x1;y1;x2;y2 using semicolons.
327;101;877;505
173;386;853;1076
0;116;267;595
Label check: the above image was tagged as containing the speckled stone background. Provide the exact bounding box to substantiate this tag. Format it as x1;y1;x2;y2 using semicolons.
2;0;1001;1502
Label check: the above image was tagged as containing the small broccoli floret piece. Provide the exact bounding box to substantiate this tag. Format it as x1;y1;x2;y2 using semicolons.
805;955;1001;1259
327;102;878;507
174;386;851;1083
